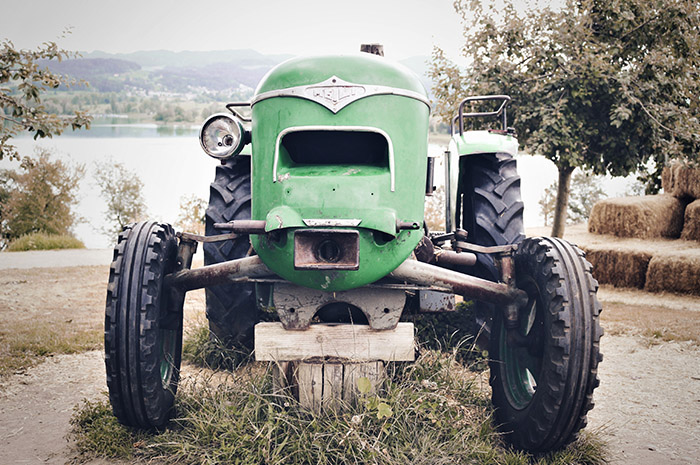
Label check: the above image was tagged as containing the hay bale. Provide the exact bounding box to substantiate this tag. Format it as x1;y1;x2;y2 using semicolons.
588;194;685;239
582;247;652;289
681;199;700;242
662;161;700;199
645;252;700;295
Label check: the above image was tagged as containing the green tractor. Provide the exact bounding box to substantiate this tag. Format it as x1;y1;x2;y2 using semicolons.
104;48;602;452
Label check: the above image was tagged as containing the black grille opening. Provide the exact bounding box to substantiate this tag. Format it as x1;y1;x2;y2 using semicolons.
281;130;389;166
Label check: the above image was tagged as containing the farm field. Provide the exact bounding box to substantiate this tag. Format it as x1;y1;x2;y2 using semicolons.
0;249;698;464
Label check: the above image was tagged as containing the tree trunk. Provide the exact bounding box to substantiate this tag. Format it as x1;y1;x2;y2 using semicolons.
551;166;574;238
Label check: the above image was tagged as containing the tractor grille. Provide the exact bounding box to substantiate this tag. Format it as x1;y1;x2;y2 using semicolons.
281;130;389;166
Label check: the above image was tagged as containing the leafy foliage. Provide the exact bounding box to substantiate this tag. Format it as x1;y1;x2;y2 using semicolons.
0;147;84;248
431;0;700;235
94;160;146;238
174;194;207;235
0;37;91;160
540;170;607;225
423;185;446;232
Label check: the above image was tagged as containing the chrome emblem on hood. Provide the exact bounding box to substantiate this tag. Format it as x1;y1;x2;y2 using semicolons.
252;75;430;113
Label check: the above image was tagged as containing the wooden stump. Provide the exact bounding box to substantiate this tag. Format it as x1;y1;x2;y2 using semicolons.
256;322;414;412
271;360;385;412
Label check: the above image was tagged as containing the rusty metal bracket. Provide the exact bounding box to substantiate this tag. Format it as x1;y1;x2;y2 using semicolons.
453;240;517;255
495;252;519;330
162;236;197;329
164;255;274;292
213;220;267;234
177;231;240;243
389;258;527;308
266;283;406;330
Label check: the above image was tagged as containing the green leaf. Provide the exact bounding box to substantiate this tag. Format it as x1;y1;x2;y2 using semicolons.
376;402;393;419
357;377;372;394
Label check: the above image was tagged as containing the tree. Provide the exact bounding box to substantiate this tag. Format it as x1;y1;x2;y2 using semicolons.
539;170;607;226
94;160;146;238
1;37;91;160
424;185;446;232
0;147;84;247
174;194;207;235
431;0;700;237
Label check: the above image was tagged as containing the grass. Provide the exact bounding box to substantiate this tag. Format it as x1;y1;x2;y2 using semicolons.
6;232;85;251
0;322;102;378
182;324;254;371
0;266;107;379
71;326;608;465
600;301;700;345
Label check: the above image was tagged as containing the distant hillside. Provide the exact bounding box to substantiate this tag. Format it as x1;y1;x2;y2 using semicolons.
41;58;141;77
84;49;292;69
41;49;433;99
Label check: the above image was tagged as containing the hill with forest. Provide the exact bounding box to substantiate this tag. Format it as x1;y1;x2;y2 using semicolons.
37;49;433;123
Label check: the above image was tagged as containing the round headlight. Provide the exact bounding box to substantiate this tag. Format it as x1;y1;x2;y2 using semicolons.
199;113;246;159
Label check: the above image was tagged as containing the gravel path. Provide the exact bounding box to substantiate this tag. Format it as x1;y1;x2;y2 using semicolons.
0;351;106;465
588;335;700;464
0;249;114;270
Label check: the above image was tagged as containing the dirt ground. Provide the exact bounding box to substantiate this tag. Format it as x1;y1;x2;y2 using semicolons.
0;252;699;464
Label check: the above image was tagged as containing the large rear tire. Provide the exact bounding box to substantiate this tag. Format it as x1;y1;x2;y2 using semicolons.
105;221;182;428
489;237;603;452
203;156;258;348
457;152;525;341
458;152;525;279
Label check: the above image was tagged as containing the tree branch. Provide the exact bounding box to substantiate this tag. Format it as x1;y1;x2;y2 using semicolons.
0;114;23;126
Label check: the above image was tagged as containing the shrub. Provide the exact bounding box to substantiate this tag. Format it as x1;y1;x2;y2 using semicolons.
6;232;85;251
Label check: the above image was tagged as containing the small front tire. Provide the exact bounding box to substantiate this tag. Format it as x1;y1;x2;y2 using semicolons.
489;237;603;452
104;221;183;428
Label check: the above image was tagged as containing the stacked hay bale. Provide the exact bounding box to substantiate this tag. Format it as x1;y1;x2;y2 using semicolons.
663;161;700;242
583;161;700;295
588;194;685;238
681;201;700;242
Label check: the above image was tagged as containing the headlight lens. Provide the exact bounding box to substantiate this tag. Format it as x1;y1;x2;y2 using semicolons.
199;113;246;159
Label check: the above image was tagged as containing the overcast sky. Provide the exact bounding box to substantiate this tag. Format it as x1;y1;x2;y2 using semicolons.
0;0;467;61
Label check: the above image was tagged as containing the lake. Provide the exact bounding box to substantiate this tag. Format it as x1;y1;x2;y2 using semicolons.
6;125;633;248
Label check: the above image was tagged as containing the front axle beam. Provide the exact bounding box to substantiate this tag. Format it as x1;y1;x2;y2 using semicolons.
164;256;527;308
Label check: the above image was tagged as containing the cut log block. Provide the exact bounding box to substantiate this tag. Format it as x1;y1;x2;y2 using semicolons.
271;360;386;412
259;323;406;412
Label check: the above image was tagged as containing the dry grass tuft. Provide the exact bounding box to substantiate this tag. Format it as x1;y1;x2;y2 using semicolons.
600;300;700;345
681;199;700;242
588;194;685;239
662;161;700;199
0;266;107;378
644;252;700;295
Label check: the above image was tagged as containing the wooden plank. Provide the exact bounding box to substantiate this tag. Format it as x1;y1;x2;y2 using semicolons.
297;362;323;412
271;361;291;395
322;363;344;412
343;361;385;404
255;322;415;361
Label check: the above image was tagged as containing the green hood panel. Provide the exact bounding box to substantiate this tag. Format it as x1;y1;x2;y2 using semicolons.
255;54;427;96
249;54;430;292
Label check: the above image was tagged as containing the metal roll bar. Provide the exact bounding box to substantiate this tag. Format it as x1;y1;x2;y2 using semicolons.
451;95;511;136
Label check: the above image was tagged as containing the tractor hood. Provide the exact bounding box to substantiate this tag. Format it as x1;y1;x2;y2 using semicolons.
249;54;430;292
